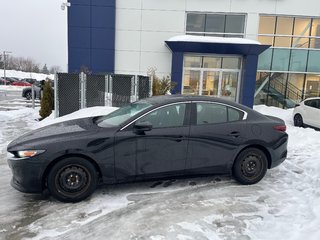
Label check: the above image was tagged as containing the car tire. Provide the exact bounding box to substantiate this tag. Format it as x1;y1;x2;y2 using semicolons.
47;157;98;202
294;114;304;127
233;148;268;185
25;91;32;100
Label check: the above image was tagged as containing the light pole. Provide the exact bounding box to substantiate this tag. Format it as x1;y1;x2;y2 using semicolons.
2;51;12;84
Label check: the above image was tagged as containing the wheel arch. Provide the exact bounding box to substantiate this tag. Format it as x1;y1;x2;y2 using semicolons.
234;145;272;169
42;153;103;190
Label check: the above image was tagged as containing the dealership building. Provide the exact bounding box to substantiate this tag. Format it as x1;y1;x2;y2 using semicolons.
68;0;320;108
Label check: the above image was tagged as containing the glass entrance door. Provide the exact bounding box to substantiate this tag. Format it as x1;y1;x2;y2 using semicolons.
183;55;242;102
220;72;239;101
201;71;219;96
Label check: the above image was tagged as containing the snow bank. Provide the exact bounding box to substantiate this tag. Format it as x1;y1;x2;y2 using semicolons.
0;69;54;81
38;106;118;127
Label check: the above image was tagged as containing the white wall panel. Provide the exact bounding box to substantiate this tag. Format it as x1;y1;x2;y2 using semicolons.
116;0;142;9
139;52;172;76
275;0;320;16
186;0;230;12
115;51;140;73
140;31;183;52
141;10;185;32
245;13;260;40
115;30;141;51
116;9;141;31
142;0;186;11
230;0;276;14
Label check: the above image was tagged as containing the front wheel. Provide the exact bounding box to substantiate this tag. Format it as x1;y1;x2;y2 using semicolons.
233;148;268;185
47;157;98;202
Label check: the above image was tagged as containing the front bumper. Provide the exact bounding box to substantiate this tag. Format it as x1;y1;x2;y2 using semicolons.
7;156;45;193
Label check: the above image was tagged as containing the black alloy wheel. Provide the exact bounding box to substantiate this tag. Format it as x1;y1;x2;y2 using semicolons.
294;114;304;127
47;157;98;202
233;148;268;184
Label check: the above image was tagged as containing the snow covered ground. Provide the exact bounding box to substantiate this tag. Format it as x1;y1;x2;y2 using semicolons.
0;105;319;240
0;69;54;81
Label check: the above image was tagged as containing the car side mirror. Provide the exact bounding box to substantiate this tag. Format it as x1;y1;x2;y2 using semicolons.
134;121;152;133
295;103;300;107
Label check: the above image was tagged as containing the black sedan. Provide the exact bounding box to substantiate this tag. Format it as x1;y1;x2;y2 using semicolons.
7;95;288;202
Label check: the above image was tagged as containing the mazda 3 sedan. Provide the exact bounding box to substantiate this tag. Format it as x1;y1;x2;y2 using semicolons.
7;95;288;202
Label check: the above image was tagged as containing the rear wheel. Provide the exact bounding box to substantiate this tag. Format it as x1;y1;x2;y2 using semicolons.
25;91;32;100
294;114;303;127
233;148;268;185
47;157;98;202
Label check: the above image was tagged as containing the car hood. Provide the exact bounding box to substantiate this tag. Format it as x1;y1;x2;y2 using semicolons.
7;117;113;151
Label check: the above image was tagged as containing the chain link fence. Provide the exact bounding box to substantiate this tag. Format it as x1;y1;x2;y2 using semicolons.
55;73;151;117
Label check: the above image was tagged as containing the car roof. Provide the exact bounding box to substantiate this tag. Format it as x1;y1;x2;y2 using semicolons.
141;95;252;111
303;97;320;101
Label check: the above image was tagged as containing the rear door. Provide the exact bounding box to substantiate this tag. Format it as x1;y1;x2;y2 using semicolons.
186;102;247;174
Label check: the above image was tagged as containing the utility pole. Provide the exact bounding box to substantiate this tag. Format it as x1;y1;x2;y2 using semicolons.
2;51;12;83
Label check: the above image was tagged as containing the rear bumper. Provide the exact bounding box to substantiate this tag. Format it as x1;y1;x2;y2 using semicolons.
7;157;44;193
269;135;288;169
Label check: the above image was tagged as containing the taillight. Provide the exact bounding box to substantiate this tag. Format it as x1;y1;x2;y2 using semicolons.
273;125;286;132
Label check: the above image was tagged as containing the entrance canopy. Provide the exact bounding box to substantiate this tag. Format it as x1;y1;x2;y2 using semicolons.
165;35;270;108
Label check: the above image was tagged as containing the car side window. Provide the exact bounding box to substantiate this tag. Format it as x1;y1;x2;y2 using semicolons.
305;100;318;109
136;103;186;129
196;103;227;124
228;107;244;122
196;103;243;125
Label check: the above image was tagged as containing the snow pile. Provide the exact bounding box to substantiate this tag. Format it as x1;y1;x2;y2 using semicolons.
167;35;261;45
0;69;54;81
38;106;118;127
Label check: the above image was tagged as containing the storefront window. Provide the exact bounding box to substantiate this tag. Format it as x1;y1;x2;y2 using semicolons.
294;18;311;36
271;49;290;71
183;55;241;101
258;16;276;35
287;74;305;102
289;49;308;72
276;17;294;35
307;50;320;72
305;75;320;98
187;13;246;37
184;56;202;68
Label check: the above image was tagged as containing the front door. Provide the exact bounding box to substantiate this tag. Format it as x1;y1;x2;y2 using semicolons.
135;103;190;177
114;103;190;181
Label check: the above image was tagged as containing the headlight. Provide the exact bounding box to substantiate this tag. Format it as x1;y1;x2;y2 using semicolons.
16;150;45;158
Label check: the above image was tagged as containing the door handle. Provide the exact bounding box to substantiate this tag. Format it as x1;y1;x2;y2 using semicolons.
175;136;184;142
228;131;240;138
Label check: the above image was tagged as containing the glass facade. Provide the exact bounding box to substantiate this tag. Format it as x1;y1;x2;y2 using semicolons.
183;55;242;101
186;13;246;37
256;15;320;108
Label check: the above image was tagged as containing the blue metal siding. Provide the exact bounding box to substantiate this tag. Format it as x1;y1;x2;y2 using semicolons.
68;0;116;73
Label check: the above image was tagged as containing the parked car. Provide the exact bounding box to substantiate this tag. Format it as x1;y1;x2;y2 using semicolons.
22;86;41;100
293;97;320;129
0;78;10;85
11;81;32;86
7;95;288;202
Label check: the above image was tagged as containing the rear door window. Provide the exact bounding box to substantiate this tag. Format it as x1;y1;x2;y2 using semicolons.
196;103;244;125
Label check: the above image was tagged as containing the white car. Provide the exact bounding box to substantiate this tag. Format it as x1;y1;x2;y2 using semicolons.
293;97;320;129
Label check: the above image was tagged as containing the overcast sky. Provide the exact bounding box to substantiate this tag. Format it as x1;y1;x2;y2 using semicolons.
0;0;68;71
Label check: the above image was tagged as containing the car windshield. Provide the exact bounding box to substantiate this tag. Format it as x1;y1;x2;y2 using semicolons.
96;101;152;127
